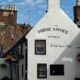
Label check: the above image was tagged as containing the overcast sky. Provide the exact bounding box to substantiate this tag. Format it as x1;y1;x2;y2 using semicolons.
0;0;76;26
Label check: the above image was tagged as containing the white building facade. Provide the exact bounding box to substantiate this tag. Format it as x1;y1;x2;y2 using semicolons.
26;0;80;80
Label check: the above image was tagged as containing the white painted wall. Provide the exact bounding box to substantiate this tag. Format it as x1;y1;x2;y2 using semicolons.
26;0;80;80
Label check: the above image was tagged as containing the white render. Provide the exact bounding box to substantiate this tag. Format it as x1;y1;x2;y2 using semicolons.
26;0;80;80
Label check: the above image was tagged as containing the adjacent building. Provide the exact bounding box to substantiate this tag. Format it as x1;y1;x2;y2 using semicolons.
26;0;80;80
0;5;31;80
74;0;80;28
0;5;17;25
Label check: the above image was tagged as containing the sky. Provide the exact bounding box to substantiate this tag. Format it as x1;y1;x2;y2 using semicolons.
0;0;76;27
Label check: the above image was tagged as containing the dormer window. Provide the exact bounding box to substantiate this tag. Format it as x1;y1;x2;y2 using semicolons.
35;40;46;55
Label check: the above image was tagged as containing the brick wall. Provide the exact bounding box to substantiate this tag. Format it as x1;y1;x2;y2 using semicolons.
0;9;17;25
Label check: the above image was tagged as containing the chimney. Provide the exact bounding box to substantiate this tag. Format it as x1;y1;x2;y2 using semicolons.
0;5;17;25
48;0;60;11
76;0;80;6
73;0;80;27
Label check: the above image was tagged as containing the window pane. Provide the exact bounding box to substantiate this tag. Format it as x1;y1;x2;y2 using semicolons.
35;40;46;54
36;47;45;53
36;41;45;47
39;65;46;71
50;64;64;76
37;64;47;78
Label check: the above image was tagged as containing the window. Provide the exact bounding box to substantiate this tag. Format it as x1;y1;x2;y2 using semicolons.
35;40;46;55
50;64;64;76
37;64;47;78
75;78;80;80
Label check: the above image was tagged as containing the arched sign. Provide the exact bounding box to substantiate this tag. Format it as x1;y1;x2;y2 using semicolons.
77;53;80;62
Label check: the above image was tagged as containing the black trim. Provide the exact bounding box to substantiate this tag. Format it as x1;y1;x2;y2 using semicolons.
35;40;46;55
25;49;27;70
24;39;27;46
21;43;23;56
25;72;27;80
25;39;28;80
37;63;47;78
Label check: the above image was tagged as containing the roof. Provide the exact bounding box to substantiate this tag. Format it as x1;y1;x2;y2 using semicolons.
0;24;31;54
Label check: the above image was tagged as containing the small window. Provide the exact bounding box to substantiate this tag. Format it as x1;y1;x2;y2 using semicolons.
37;64;47;78
35;40;46;55
75;78;80;80
50;64;64;76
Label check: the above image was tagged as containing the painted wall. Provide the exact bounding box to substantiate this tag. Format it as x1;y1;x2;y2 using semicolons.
26;0;80;80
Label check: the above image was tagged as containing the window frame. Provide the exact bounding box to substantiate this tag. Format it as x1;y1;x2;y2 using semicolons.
37;63;47;78
35;40;46;55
